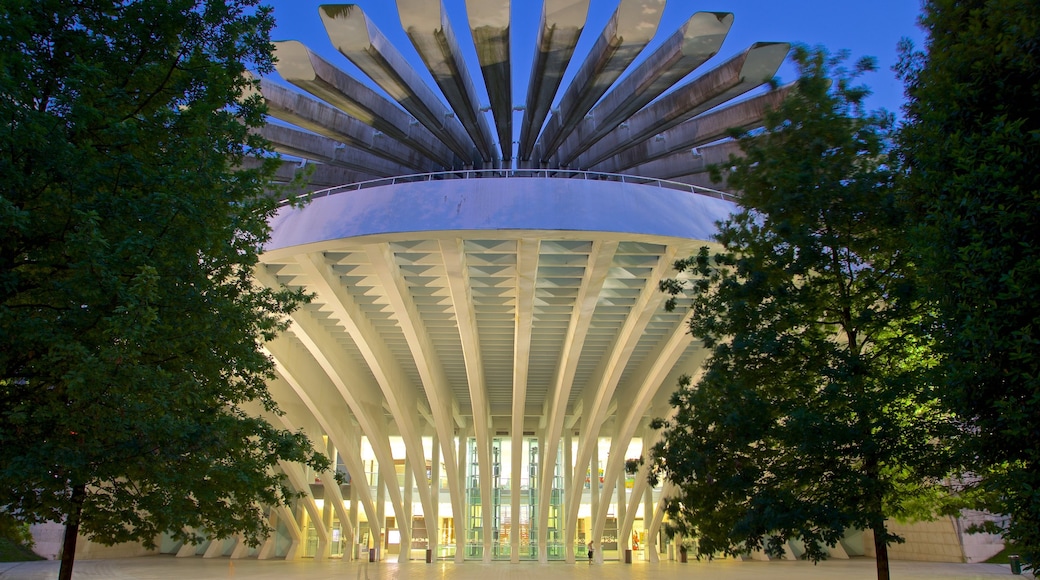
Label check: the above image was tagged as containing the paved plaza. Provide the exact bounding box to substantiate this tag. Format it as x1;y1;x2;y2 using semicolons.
0;556;1030;580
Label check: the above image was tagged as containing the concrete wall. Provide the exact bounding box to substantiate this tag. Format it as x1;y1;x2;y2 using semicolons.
862;513;1005;564
29;522;157;560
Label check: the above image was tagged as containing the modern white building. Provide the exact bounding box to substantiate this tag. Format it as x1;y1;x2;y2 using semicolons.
45;0;1001;567
236;0;798;564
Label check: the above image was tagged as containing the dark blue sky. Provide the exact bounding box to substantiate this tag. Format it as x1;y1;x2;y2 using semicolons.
264;0;926;131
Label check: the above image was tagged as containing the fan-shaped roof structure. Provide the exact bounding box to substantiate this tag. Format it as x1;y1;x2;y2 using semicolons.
251;1;791;565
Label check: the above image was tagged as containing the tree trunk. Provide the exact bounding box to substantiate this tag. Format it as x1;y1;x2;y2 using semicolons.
872;522;890;580
58;484;86;580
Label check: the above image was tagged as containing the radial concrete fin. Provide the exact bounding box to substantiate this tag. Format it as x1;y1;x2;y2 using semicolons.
466;0;512;162
319;4;479;165
535;0;666;162
245;157;377;193
517;0;590;162
274;41;456;168
397;0;498;164
571;41;790;170
261;79;437;172
591;83;793;173
258;124;417;177
554;11;733;166
624;139;743;181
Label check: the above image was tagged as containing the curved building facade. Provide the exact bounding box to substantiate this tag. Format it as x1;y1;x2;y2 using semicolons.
247;0;786;565
257;173;734;562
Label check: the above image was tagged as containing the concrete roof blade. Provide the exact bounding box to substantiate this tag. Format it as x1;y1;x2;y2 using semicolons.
624;139;743;180
571;41;790;169
592;82;793;173
535;0;666;162
554;11;733;166
274;41;456;168
319;4;479;164
260;79;437;172
466;0;512;163
258;124;418;177
517;0;590;161
239;158;379;199
396;0;498;164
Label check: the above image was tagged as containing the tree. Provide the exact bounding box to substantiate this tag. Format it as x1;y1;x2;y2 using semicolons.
650;46;957;580
897;0;1040;568
0;1;327;578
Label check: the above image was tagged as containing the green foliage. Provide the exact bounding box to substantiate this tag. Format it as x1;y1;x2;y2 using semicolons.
0;511;34;552
897;0;1040;569
0;0;327;562
651;46;958;578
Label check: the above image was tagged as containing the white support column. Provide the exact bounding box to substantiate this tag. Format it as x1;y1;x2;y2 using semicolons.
430;433;441;561
349;477;360;562
561;429;573;563
257;511;278;560
511;238;538;562
456;427;469;562
401;456;414;563
295;252;437;538
229;534;250;560
644;486;658;563
647;482;675;562
537;241;617;559
202;537;225;558
590;439;600;563
375;470;386;562
616;469;627;562
259;344;381;563
175;530;197;558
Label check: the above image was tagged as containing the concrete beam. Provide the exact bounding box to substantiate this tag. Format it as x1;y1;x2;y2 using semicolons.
250;157;376;189
273;41;456;168
570;42;790;169
261;80;436;172
591;83;792;173
466;0;511;162
398;0;498;164
518;0;589;162
536;241;617;561
621;139;743;181
554;12;734;166
320;4;478;164
671;171;730;191
536;0;665;162
258;124;416;178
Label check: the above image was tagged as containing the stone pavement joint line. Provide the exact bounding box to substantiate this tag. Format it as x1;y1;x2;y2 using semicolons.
0;557;1029;580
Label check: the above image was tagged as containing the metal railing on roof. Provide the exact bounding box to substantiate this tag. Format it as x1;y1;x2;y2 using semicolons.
278;168;737;206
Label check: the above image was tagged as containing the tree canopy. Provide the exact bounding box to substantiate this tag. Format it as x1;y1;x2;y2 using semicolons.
651;46;957;580
0;0;326;577
897;0;1040;568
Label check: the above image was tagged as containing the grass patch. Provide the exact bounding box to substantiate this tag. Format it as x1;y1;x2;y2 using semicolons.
0;537;44;562
986;544;1014;564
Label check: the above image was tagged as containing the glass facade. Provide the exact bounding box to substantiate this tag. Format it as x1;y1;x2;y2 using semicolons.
289;434;663;563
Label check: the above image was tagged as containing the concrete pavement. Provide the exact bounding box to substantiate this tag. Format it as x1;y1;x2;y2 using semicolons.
0;556;1030;580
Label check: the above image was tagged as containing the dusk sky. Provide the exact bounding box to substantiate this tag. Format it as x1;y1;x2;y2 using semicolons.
263;0;928;136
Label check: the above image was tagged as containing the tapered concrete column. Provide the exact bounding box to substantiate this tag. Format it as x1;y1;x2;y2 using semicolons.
561;429;573;563
456;428;469;562
175;529;197;558
375;470;386;562
429;433;441;561
590;437;600;562
349;478;360;562
229;534;250;560
401;457;414;562
617;469;627;561
257;512;278;560
645;486;658;563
